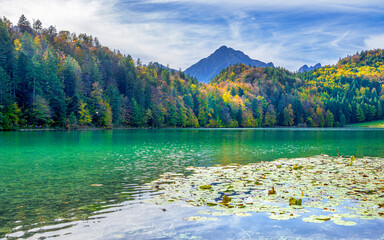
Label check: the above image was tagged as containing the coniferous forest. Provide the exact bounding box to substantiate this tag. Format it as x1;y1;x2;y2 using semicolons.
1;15;384;130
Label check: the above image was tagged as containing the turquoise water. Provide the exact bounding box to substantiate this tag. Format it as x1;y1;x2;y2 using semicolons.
1;128;384;239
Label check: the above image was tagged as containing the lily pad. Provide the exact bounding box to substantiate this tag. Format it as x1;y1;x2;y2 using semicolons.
148;155;384;226
333;219;357;226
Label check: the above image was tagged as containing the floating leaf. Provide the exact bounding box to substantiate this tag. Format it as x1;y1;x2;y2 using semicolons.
222;195;231;204
184;216;217;221
268;187;276;195
333;219;357;226
289;197;302;206
148;155;384;225
199;185;212;190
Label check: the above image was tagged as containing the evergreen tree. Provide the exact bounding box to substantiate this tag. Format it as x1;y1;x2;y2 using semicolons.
131;98;145;127
316;107;325;127
198;107;207;127
264;104;277;127
356;104;365;122
17;14;32;33
0;19;14;77
325;110;334;127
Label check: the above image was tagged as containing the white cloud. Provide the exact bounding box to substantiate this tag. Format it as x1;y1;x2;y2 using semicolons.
0;0;382;72
139;0;384;12
1;0;230;70
364;34;384;50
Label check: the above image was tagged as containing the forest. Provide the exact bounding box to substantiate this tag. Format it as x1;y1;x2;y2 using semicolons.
1;15;384;130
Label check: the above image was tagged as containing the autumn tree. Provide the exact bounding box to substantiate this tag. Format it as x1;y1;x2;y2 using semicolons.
264;104;277;127
78;101;91;126
283;104;294;126
90;82;112;127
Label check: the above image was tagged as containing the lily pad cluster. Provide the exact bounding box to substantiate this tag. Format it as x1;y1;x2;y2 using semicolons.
146;155;384;226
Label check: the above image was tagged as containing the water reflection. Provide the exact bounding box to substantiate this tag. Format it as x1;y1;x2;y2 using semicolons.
1;128;384;238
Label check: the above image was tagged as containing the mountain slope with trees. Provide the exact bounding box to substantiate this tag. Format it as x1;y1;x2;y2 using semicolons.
0;15;383;130
185;46;274;83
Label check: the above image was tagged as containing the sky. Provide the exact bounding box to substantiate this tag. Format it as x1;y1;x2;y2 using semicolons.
1;0;384;71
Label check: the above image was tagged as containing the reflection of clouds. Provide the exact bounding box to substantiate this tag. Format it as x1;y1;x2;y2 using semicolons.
30;197;384;239
3;129;384;239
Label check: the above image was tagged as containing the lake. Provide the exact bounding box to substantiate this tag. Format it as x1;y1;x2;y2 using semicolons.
1;128;384;239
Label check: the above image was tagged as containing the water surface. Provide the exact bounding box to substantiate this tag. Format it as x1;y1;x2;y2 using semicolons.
1;128;384;239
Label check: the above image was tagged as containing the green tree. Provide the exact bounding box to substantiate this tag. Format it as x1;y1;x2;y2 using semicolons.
264;104;277;127
0;19;14;80
90;82;112;127
377;101;382;119
48;73;66;127
106;85;122;126
0;67;12;106
177;104;187;127
145;108;154;127
62;56;81;98
198;107;207;127
167;101;178;127
17;14;32;33
131;98;145;127
186;108;199;127
31;95;53;126
356;104;365;122
325;110;334;127
152;104;165;127
316;107;325;127
283;104;294;126
339;113;346;127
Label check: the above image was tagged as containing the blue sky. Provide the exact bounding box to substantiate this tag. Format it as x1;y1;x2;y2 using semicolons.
1;0;384;71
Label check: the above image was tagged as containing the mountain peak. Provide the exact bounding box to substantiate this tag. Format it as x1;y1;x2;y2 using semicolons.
298;63;322;73
217;45;229;51
185;46;273;83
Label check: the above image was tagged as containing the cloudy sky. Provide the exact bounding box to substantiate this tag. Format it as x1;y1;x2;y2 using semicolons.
1;0;384;71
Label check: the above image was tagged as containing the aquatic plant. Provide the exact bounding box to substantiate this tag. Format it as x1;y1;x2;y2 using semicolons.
268;187;276;195
349;156;356;166
289;197;302;206
222;195;231;204
147;155;384;226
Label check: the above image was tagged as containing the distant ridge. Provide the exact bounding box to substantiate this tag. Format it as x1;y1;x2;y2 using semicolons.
185;46;274;83
151;62;176;72
298;63;321;73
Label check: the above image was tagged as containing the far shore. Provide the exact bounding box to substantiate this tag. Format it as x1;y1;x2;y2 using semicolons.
1;121;383;132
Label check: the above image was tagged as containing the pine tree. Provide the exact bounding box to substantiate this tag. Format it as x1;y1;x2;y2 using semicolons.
131;98;144;127
17;14;32;33
325;110;334;127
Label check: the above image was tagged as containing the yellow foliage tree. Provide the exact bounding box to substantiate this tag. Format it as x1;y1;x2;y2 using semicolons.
78;101;92;125
14;39;22;51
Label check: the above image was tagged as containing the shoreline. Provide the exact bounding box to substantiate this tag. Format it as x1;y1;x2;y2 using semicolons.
7;125;384;132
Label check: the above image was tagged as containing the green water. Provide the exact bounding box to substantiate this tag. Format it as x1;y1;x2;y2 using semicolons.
1;128;384;238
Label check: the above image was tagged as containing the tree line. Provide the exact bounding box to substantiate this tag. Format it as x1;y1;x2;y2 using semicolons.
0;15;384;130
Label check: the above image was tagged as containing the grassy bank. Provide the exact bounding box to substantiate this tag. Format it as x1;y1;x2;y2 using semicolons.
347;120;384;128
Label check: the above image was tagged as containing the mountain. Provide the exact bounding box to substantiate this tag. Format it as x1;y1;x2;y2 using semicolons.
298;63;321;73
1;15;384;131
185;46;274;83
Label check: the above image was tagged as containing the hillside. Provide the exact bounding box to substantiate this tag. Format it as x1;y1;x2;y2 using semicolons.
0;15;384;130
185;46;273;83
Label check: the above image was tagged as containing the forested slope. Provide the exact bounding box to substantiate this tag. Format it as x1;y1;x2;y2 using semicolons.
0;15;383;130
